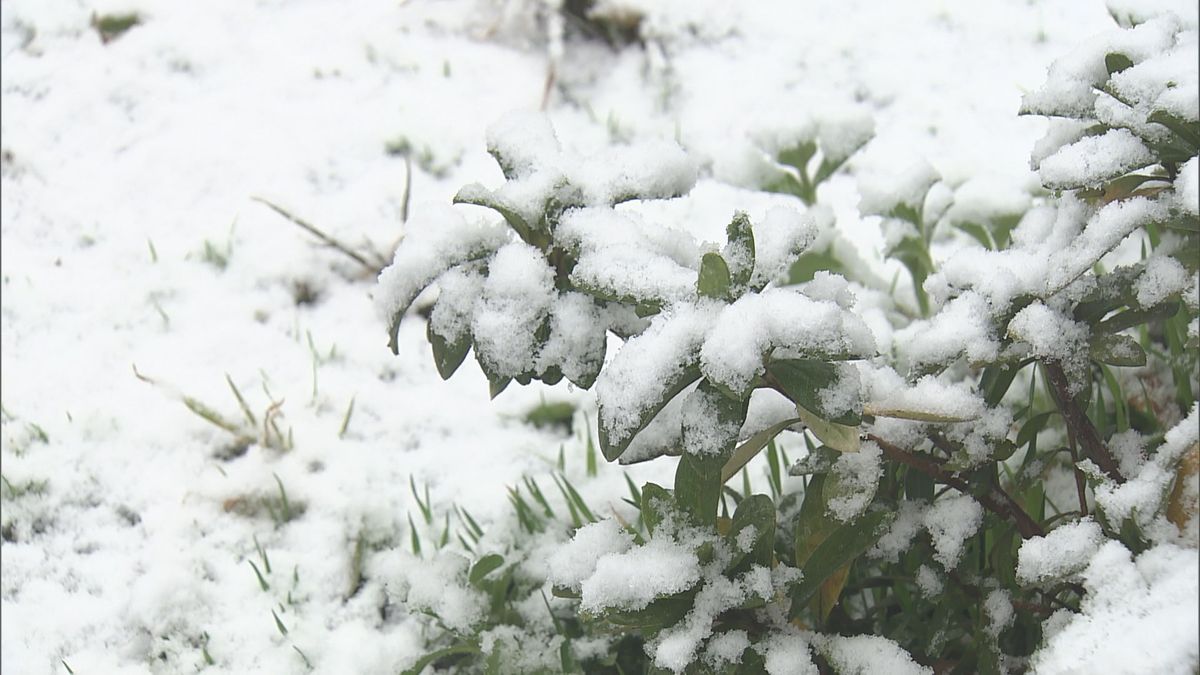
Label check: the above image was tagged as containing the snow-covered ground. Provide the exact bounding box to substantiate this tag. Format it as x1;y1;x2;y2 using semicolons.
0;0;1166;672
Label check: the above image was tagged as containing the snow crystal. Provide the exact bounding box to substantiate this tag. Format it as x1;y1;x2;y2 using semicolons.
398;553;486;632
559;207;702;306
700;288;875;396
536;292;606;386
817;106;875;163
1108;37;1200;124
548;519;634;591
471;242;556;378
703;630;751;668
1135;255;1191;308
579;539;700;613
869;500;928;562
1031;120;1094;169
485;110;561;179
984;589;1015;639
1016;518;1105;585
943;176;1032;230
1029;541;1200;675
1007;301;1088;372
479;625;565;672
1106;0;1200;29
1047;195;1169;292
945;406;1015;465
681;385;742;456
858;160;940;218
574;139;699;205
1037;129;1154;190
597;304;716;447
863;369;985;422
923;494;983;569
816;363;862;421
428;266;484;344
1021;16;1179;119
915;565;943;597
619;388;688;464
750;205;821;288
802;270;855;309
1094;406;1199;541
814;634;933;675
894;292;999;371
756;630;818;675
375;205;506;325
826;442;883;522
1176;157;1199;215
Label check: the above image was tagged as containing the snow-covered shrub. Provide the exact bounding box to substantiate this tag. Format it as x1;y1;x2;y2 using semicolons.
378;3;1198;672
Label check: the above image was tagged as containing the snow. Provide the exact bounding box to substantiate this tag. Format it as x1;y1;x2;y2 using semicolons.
471;241;556;378
579;538;700;613
596;303;716;448
1029;541;1200;675
984;589;1015;639
826;441;883;522
863;368;986;422
868;500;928;562
375;205;507;330
1134;254;1190;308
922;494;983;570
1007;301;1088;367
1037;128;1155;190
700;288;876;396
1177;157;1199;215
1016;518;1105;585
756;630;818;675
395;552;486;632
814;634;933;675
858;160;940;218
547;518;634;592
680;385;742;456
2;0;1192;672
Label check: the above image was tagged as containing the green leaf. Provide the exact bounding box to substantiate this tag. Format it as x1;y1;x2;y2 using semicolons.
454;184;540;246
641;482;672;536
789;509;894;615
599;363;702;462
1089;332;1147;367
675;451;726;528
1104;52;1134;76
1096;300;1180;333
697;252;733;300
788;446;840;476
797;405;861;454
953;221;994;250
787;249;847;285
726;494;776;574
767;359;862;426
1147;110;1200;151
598;591;697;629
722;417;804;482
469;554;505;586
427;322;472;380
980;360;1027;408
724;212;756;290
401;642;481;675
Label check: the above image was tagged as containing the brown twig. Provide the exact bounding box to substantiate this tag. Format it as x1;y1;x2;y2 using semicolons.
868;434;1045;539
1041;362;1124;483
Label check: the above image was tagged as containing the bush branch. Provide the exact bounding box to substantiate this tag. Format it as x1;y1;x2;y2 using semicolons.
868;434;1045;539
1041;361;1125;483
